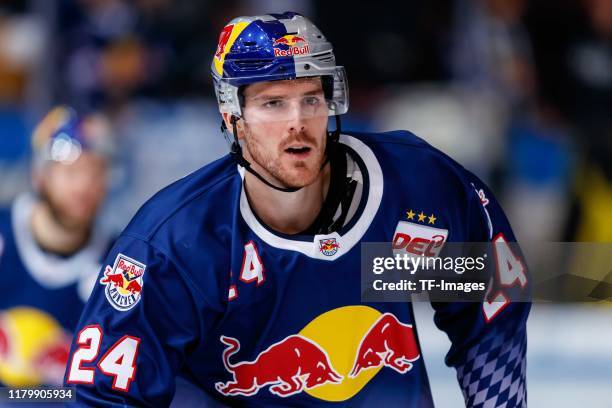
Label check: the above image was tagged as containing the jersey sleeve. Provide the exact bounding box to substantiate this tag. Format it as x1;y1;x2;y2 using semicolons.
64;234;205;407
431;178;531;408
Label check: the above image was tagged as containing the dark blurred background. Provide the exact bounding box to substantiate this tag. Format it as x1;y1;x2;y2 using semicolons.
0;1;610;406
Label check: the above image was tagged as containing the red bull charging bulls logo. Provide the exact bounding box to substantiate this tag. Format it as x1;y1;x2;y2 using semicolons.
272;34;309;57
100;253;146;311
216;306;421;401
215;335;342;397
349;313;420;377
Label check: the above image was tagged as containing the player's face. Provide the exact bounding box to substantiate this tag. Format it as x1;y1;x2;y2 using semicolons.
40;152;108;229
239;77;329;189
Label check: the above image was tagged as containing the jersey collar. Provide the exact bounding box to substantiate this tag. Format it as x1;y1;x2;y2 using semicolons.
238;134;383;260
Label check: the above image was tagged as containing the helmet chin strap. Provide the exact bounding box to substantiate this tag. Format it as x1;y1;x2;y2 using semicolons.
221;114;342;193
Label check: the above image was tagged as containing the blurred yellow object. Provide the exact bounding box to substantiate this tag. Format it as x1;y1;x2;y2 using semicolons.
569;167;612;303
576;167;612;242
0;307;70;386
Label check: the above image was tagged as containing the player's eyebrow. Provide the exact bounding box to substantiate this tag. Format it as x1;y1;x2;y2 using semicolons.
249;94;289;101
302;89;324;96
249;88;324;101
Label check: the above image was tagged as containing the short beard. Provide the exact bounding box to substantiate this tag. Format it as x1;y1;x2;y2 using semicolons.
243;126;326;189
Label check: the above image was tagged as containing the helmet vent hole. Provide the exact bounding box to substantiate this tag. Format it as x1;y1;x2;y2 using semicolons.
233;59;274;69
314;50;334;63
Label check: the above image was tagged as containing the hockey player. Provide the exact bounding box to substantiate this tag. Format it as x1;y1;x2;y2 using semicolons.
0;107;114;386
66;12;530;407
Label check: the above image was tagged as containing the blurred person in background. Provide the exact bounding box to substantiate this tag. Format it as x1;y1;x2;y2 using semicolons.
451;0;574;244
49;0;234;236
0;106;115;387
522;0;612;243
564;0;612;241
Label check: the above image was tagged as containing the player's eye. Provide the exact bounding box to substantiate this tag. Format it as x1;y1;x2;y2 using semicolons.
262;99;284;109
303;96;322;106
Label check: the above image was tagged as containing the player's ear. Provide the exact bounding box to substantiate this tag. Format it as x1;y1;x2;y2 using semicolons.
222;113;232;131
222;113;246;140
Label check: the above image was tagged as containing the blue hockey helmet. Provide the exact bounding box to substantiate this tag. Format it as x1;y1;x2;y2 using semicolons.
32;106;114;166
211;12;349;119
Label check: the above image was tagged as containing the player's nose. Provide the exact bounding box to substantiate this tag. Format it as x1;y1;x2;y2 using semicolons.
285;102;307;132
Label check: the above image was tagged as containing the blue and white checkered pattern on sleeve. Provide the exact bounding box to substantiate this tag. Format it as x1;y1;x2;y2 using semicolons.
456;324;527;408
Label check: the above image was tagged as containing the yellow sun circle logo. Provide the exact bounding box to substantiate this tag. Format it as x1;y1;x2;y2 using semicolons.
298;305;383;401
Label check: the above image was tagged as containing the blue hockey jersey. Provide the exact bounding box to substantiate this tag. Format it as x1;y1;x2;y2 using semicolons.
0;194;112;387
65;131;530;407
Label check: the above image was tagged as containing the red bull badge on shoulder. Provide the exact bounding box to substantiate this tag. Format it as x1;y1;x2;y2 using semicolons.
99;254;146;311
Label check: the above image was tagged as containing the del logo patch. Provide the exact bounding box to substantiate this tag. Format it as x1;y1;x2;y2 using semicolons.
392;221;448;257
99;254;145;311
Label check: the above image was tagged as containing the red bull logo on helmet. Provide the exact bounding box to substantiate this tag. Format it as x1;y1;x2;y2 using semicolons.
99;253;146;311
215;306;421;401
273;35;310;57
